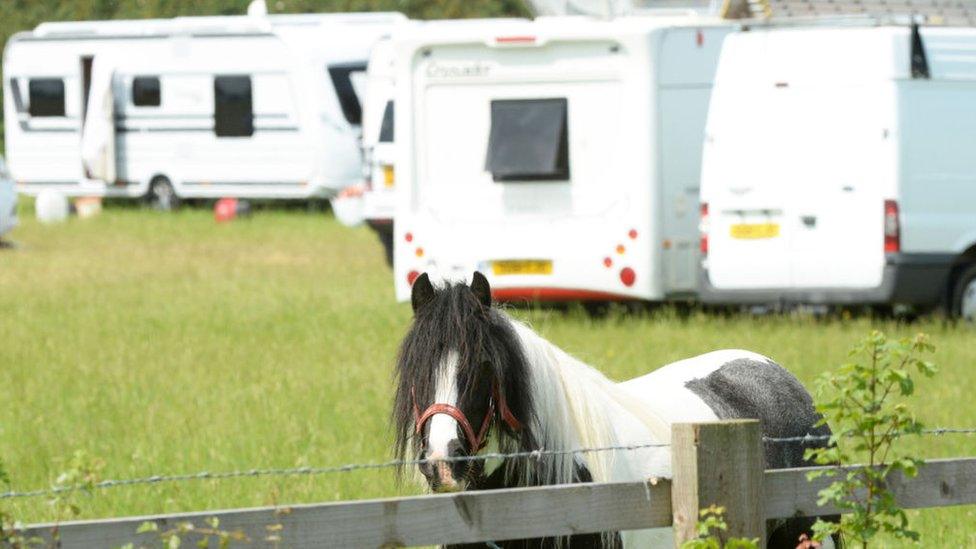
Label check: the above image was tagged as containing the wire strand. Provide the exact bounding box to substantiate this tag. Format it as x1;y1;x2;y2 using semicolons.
0;441;671;501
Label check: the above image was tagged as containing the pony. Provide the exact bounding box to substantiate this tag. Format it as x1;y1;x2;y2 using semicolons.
392;272;837;548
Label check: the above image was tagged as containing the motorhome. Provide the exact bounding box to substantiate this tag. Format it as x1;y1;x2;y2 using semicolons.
391;16;732;303
2;12;404;206
699;23;976;319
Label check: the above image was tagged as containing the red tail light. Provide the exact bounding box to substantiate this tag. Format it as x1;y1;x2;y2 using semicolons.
884;200;900;253
699;203;710;255
619;267;636;287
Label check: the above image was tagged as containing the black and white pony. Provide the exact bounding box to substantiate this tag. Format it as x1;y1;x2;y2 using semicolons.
393;273;836;548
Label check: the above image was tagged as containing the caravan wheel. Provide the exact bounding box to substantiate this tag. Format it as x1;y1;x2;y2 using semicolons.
147;176;179;211
951;263;976;322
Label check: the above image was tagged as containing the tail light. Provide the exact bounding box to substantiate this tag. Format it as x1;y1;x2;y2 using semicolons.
884;200;900;253
699;203;710;255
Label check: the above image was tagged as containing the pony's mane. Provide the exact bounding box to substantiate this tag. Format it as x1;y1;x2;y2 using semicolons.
508;319;671;484
392;280;670;488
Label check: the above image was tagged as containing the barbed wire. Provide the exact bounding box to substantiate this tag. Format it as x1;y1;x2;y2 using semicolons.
0;441;671;501
762;427;976;444
2;427;971;501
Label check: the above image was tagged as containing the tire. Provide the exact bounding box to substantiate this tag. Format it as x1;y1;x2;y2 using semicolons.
950;263;976;322
147;176;179;211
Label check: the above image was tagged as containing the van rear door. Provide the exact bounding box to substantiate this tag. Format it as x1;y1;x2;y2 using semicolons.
703;80;793;290
786;83;888;290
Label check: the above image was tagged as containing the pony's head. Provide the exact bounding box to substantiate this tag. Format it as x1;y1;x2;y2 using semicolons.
392;272;535;492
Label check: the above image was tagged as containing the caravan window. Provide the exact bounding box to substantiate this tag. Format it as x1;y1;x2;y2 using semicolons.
485;98;569;182
28;78;66;117
379;101;394;143
132;77;161;107
327;63;367;126
214;75;253;137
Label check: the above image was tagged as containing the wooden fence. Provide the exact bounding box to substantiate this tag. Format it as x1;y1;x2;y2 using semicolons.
20;420;976;548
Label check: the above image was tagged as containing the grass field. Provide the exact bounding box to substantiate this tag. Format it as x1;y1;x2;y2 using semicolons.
1;204;974;546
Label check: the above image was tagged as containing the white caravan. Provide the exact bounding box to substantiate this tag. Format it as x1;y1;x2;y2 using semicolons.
700;23;976;319
2;12;403;204
0;157;18;239
355;19;522;265
392;16;732;303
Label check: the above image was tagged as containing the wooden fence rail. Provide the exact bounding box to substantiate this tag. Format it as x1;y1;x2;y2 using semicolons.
19;420;976;548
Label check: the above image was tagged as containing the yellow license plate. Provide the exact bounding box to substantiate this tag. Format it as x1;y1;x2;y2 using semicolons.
492;260;553;276
730;223;780;239
382;165;395;188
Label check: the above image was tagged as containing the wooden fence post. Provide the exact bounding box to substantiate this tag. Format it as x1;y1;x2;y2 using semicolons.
671;420;766;548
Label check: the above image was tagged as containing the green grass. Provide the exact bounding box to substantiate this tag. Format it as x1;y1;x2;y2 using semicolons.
0;205;974;546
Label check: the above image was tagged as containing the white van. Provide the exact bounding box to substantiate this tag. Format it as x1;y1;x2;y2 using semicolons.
2;12;403;205
700;23;976;319
392;16;732;303
358;36;398;264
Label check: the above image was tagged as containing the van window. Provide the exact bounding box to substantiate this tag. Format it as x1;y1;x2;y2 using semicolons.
379;101;394;143
132;76;161;107
214;75;253;137
28;78;66;117
485;98;569;182
327;62;367;126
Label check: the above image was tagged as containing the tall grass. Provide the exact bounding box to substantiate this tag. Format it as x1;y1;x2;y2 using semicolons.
0;206;973;546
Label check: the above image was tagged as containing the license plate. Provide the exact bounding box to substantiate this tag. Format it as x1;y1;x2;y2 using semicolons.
492;260;553;276
730;223;780;239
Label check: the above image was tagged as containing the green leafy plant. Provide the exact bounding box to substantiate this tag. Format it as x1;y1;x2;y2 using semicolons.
680;505;759;549
1;458;44;548
805;331;937;548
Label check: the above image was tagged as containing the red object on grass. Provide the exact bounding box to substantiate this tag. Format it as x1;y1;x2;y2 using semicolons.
215;198;238;222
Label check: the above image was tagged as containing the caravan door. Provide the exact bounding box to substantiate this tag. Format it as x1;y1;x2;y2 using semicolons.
81;57;117;184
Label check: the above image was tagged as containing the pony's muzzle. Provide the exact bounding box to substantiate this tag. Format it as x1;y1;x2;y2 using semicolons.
421;439;470;492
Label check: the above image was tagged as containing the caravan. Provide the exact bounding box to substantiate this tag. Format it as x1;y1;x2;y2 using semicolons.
391;16;732;303
699;23;976;319
2;12;403;205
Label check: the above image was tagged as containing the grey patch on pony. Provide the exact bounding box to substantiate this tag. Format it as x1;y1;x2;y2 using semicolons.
684;358;840;549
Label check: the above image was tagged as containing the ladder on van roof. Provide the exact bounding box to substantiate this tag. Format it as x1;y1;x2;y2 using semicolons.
741;0;976;24
525;0;976;24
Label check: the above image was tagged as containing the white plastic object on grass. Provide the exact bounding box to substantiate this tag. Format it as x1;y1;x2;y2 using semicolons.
332;184;366;227
35;190;70;224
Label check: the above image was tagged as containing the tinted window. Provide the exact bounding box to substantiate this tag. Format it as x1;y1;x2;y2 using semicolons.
485;98;569;182
328;62;367;126
132;76;161;107
28;78;66;117
214;75;253;137
379;101;394;143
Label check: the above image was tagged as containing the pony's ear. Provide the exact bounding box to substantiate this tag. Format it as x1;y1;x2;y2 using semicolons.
470;271;492;308
411;272;435;313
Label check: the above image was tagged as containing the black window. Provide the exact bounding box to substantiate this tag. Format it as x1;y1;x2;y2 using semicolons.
328;62;367;126
485;98;569;182
214;75;253;137
379;100;394;143
28;78;66;117
132;76;161;107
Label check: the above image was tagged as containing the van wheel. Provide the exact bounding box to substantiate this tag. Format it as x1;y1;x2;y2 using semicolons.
147;176;179;211
950;263;976;322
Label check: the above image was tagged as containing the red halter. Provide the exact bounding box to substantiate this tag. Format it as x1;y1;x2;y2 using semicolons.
412;383;522;452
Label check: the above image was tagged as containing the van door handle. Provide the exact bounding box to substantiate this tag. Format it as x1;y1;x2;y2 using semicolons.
801;215;817;228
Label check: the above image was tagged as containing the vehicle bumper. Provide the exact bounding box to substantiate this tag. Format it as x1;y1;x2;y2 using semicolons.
700;253;955;307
